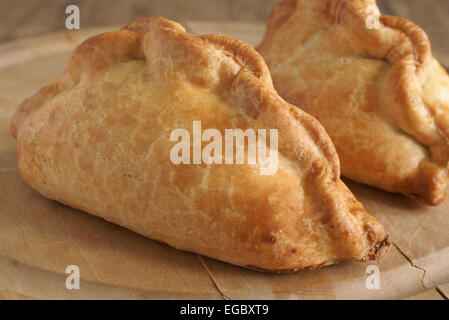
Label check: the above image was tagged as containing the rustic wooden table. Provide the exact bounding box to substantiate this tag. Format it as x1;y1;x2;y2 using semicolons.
0;1;448;300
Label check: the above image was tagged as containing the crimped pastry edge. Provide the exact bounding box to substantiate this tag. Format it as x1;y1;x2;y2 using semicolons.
11;17;391;271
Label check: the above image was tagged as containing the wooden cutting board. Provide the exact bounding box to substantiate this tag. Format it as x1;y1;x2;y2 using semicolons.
0;22;448;300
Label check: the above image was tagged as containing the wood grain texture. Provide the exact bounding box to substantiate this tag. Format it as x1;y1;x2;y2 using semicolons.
0;288;34;300
403;289;445;300
200;249;426;300
0;18;449;299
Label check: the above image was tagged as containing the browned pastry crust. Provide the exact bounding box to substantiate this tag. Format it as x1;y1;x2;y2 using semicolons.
258;0;449;205
11;17;390;271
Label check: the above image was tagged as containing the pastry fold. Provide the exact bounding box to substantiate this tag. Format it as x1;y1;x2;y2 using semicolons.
258;0;449;205
11;18;389;271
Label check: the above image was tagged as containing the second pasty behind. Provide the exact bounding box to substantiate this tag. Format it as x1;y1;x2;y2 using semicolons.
258;0;449;205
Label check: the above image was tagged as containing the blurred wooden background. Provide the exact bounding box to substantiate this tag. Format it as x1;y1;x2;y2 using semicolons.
0;0;448;58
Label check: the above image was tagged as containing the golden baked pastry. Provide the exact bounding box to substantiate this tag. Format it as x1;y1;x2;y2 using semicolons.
10;17;390;271
258;0;449;205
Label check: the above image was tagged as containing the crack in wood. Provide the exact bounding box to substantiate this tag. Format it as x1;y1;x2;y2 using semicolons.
392;243;431;291
197;255;231;300
435;286;449;300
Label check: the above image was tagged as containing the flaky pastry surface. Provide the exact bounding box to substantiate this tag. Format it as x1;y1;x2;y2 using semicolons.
258;0;449;205
11;18;389;271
